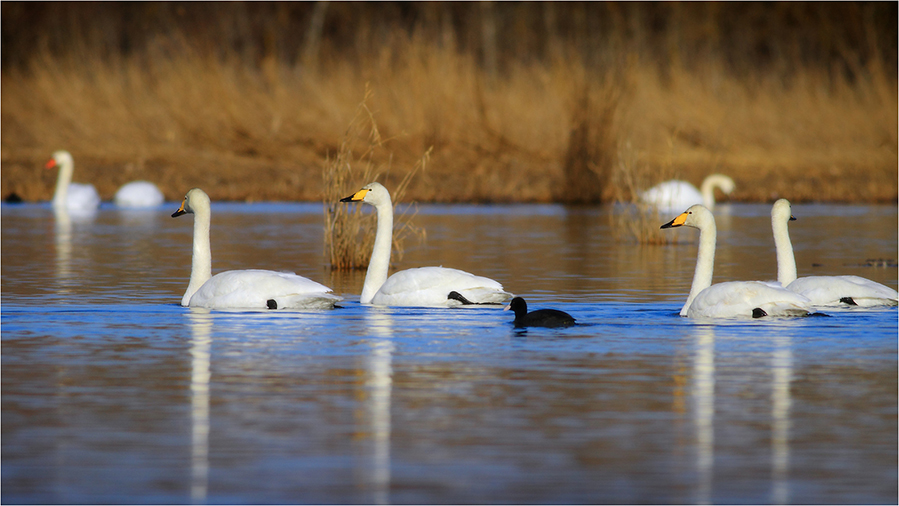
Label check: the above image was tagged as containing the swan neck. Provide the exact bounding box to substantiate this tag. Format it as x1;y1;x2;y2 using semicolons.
683;220;716;316
699;177;718;209
772;214;797;285
184;206;213;306
361;200;394;304
52;159;74;208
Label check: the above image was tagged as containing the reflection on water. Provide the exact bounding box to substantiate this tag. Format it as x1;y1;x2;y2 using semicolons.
2;203;897;504
188;309;212;503
771;332;792;505
357;308;394;504
692;326;715;505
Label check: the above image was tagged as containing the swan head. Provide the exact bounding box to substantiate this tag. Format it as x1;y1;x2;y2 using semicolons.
713;174;735;194
340;182;391;207
172;188;210;218
771;198;796;224
45;150;73;171
660;204;713;230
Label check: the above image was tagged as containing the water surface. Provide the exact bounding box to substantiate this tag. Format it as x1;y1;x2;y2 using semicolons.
2;202;896;504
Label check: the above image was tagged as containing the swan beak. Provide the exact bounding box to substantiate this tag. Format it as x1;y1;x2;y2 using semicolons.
44;159;58;170
790;215;796;221
171;200;188;218
503;303;511;311
660;212;688;229
340;188;369;202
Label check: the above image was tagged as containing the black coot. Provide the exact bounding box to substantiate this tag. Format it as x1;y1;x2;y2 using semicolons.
505;297;575;328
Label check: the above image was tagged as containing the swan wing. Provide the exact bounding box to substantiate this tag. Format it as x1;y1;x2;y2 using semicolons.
687;280;812;318
189;269;341;309
788;275;898;307
115;181;165;208
641;180;703;212
66;183;101;211
371;266;511;306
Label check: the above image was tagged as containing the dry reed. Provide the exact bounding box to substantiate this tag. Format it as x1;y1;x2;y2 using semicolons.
1;3;895;204
323;86;427;270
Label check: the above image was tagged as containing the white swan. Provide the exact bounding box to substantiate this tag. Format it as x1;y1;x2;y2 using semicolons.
45;150;100;212
340;182;511;306
115;181;165;208
172;188;341;309
771;198;898;307
661;204;812;318
642;174;735;213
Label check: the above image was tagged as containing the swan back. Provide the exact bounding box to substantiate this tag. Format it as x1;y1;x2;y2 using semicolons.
641;180;703;214
115;181;165;208
371;266;510;306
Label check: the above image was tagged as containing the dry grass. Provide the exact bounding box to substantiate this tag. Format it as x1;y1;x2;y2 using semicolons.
323;86;427;270
2;4;896;205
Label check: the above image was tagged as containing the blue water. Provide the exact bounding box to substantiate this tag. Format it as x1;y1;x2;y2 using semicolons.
2;202;897;504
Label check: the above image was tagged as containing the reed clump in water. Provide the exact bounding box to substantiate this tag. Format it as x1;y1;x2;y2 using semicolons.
323;88;427;270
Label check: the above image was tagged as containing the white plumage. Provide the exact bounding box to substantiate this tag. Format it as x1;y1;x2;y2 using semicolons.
771;198;897;307
340;182;511;306
46;150;100;212
172;188;341;310
114;181;165;208
642;174;735;213
661;204;812;318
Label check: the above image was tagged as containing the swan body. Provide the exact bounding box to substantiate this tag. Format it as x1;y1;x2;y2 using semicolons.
115;181;165;208
661;204;812;318
45;150;100;212
340;182;511;306
504;297;576;328
642;174;735;213
173;188;340;309
771;198;898;307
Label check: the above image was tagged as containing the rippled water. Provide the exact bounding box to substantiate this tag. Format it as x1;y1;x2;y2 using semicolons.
2;201;897;504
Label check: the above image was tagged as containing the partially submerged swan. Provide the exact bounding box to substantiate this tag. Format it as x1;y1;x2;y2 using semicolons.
771;199;897;307
172;188;341;309
642;174;735;213
504;297;576;328
115;181;165;208
45;150;100;212
340;182;511;306
661;204;812;318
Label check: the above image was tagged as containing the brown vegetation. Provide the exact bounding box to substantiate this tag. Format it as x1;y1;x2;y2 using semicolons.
2;3;896;205
322;86;425;270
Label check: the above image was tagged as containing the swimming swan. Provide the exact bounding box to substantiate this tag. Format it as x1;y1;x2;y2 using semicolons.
115;181;165;208
661;204;812;318
642;174;735;213
340;182;511;306
504;297;576;328
172;188;341;309
45;150;100;212
771;198;898;307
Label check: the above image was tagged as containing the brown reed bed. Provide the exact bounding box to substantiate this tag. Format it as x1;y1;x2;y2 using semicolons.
323;86;426;270
2;3;896;207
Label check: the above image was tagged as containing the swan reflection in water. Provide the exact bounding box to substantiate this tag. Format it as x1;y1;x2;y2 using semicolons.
53;206;97;293
690;326;794;504
692;326;715;504
188;308;213;503
356;307;395;504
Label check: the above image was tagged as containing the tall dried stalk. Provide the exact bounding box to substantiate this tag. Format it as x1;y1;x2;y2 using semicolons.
609;140;680;245
323;87;427;270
